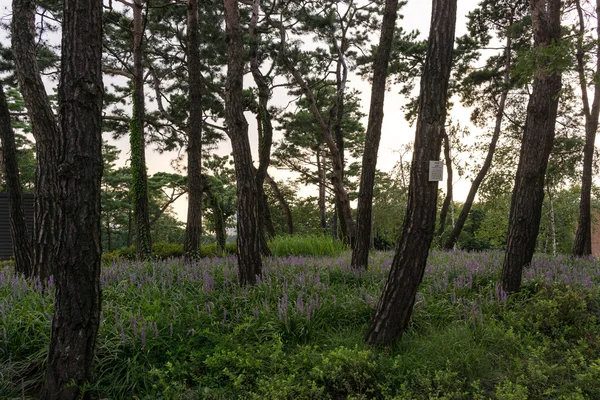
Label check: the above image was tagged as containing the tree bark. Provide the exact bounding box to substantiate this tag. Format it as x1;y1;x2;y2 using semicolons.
573;0;600;257
332;40;349;243
40;0;103;396
443;29;513;250
0;85;32;276
249;0;275;248
547;184;557;256
130;0;152;259
364;0;457;346
11;0;59;282
274;20;356;244
204;185;227;252
501;0;562;294
351;0;400;269
317;149;327;230
184;0;204;259
224;0;262;285
265;172;294;234
437;130;453;238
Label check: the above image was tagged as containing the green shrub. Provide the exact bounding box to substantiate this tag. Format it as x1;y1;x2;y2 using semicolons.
269;234;346;257
152;242;183;259
200;242;236;258
102;246;136;264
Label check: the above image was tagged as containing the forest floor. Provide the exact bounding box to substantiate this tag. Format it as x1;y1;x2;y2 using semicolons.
1;250;600;399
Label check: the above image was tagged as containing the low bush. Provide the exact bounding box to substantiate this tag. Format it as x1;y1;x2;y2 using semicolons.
268;234;346;257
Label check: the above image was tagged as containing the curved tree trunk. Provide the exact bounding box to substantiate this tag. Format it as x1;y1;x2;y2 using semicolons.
365;0;457;346
224;0;262;285
11;0;59;282
265;172;294;234
40;0;103;396
131;0;152;259
443;29;513;250
501;0;562;294
250;0;275;250
573;0;600;257
351;0;400;269
0;85;32;276
274;20;356;244
184;0;204;259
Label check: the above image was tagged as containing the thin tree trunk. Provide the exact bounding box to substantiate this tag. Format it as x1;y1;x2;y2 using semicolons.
249;0;275;247
365;0;457;346
106;216;112;251
443;29;513;250
573;0;600;257
254;117;273;256
184;0;203;258
437;131;453;239
215;207;227;252
273;20;356;244
547;184;557;256
0;85;32;276
265;172;293;234
351;0;400;269
224;0;262;285
127;207;133;247
332;45;349;243
40;0;103;395
501;0;562;294
317;149;327;230
130;0;152;259
11;0;59;282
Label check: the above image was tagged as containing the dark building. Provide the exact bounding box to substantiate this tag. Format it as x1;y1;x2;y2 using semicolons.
0;193;34;260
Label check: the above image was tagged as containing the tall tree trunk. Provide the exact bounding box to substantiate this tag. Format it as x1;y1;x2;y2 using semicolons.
317;149;327;230
364;0;457;345
0;84;32;276
130;0;152;259
11;0;59;282
437;130;453;238
501;0;562;294
265;172;293;234
547;184;557;256
250;0;275;247
351;0;400;269
274;20;356;244
224;0;262;285
443;31;513;250
332;44;349;243
184;0;204;258
573;0;600;257
215;207;227;252
40;0;103;396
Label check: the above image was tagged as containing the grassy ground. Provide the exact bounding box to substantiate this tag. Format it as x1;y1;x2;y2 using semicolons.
1;250;600;399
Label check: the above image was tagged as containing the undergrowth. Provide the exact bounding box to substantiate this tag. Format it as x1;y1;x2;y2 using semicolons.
1;251;599;399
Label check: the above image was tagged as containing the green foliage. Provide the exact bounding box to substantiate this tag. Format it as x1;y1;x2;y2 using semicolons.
268;234;346;257
4;251;600;398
